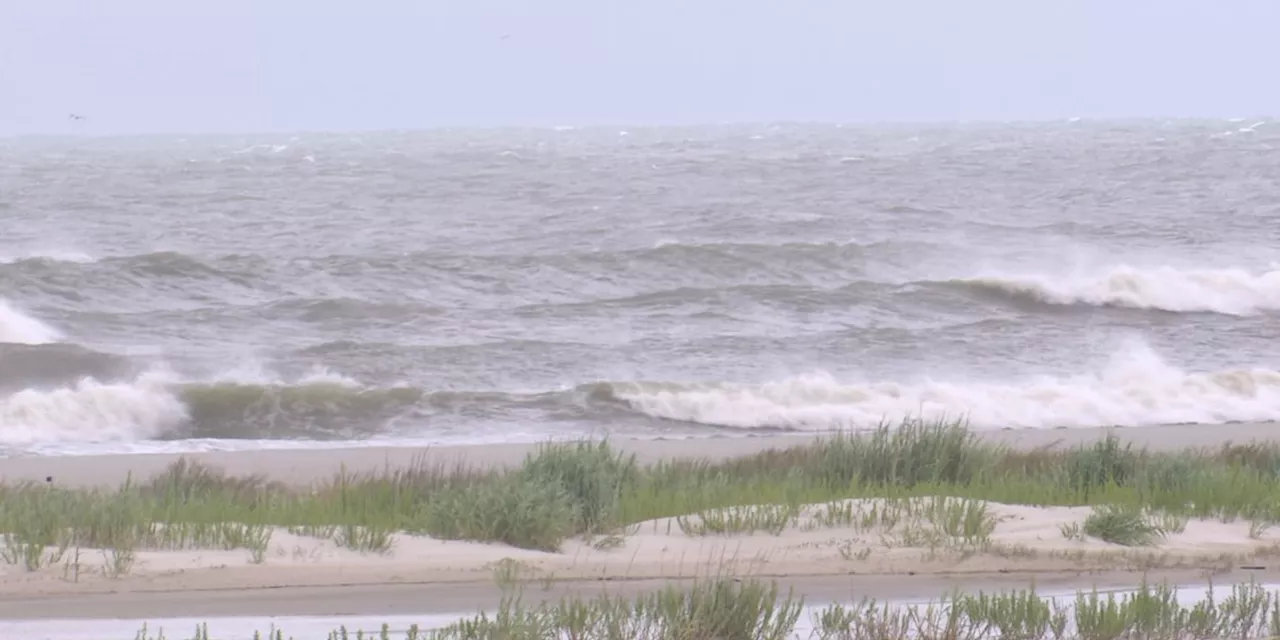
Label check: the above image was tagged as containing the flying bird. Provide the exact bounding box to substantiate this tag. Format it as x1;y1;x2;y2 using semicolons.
68;113;86;121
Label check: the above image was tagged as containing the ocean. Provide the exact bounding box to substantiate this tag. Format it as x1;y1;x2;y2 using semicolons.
2;119;1278;457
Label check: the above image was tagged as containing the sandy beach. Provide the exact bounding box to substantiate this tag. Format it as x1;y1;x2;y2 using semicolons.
5;422;1279;488
3;422;1280;622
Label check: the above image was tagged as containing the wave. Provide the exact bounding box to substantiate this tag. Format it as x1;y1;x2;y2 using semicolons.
102;251;241;279
178;380;427;439
0;242;880;316
597;342;1280;430
0;250;265;283
262;297;439;323
3;240;881;273
2;239;887;297
0;298;62;344
13;246;1278;325
942;265;1280;315
0;369;569;446
4;343;1280;448
0;371;189;445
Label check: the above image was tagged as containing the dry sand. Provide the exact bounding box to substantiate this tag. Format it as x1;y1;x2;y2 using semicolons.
3;423;1280;620
5;421;1280;488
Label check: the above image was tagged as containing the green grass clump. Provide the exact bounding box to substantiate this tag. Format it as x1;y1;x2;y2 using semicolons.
677;503;799;536
9;416;1280;570
1060;436;1139;497
1082;505;1166;546
516;440;637;534
821;418;995;487
424;477;577;552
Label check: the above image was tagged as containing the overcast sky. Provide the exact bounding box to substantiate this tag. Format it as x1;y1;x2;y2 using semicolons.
2;0;1277;136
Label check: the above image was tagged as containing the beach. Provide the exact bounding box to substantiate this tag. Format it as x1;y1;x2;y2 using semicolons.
7;422;1280;488
4;123;1280;636
4;422;1280;625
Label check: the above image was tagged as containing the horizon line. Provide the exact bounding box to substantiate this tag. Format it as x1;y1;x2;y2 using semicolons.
2;114;1275;140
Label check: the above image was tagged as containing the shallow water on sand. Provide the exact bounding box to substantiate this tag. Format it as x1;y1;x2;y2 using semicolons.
6;582;1274;639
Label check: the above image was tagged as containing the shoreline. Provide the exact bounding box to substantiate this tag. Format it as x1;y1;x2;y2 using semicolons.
3;420;1280;623
4;422;1279;488
2;569;1276;621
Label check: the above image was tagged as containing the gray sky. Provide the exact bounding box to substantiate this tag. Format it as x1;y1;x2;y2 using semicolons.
2;0;1277;136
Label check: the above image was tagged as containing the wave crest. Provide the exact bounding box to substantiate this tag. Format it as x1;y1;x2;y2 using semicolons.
0;371;187;446
0;299;62;345
601;344;1280;430
947;265;1280;315
4;343;1280;448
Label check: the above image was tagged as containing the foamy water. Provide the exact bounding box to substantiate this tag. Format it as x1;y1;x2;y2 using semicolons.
6;336;1280;456
2;122;1278;456
956;264;1280;315
614;343;1280;430
0;299;62;345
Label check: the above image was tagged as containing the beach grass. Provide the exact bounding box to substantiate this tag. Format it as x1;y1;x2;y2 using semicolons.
6;417;1280;565
1080;504;1167;546
126;576;1280;639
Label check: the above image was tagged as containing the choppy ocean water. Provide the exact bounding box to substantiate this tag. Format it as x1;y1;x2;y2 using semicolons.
2;120;1278;456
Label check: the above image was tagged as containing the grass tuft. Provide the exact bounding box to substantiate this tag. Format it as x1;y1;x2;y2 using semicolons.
1083;504;1167;546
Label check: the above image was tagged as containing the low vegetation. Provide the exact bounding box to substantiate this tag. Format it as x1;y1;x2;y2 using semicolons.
1079;504;1167;546
130;577;1280;639
5;417;1280;574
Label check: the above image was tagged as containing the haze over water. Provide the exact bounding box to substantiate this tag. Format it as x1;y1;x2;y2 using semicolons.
2;120;1279;456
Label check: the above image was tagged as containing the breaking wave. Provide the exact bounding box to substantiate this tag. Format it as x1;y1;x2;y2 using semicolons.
0;371;188;445
598;342;1280;430
0;298;62;344
4;341;1280;448
946;264;1280;315
0;369;417;446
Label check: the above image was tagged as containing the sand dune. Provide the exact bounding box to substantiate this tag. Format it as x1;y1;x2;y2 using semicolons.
3;497;1276;599
4;423;1280;620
